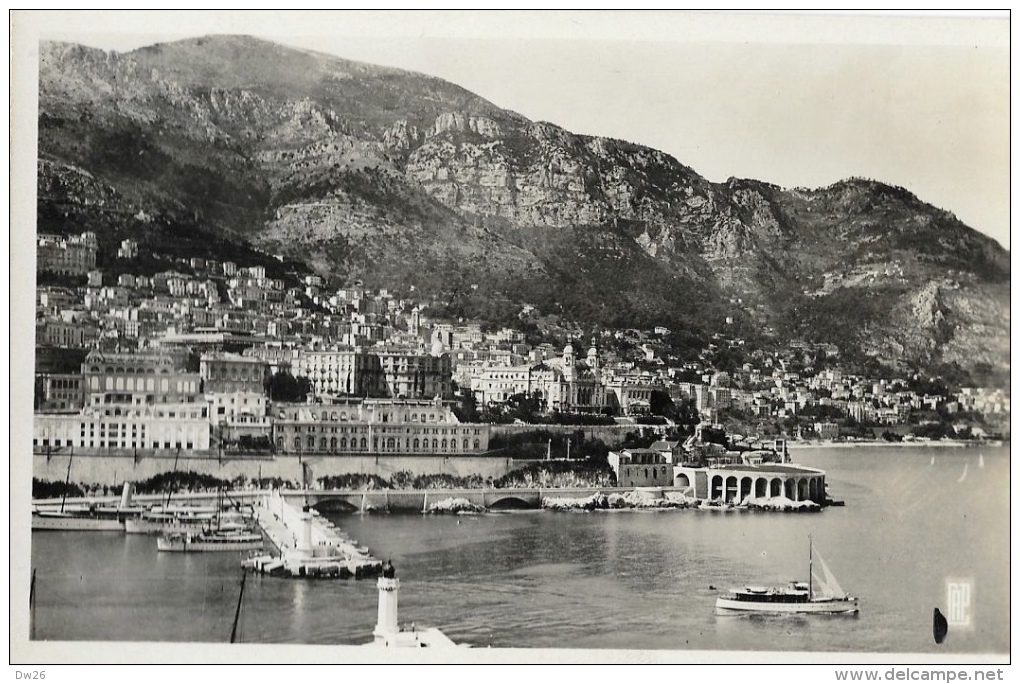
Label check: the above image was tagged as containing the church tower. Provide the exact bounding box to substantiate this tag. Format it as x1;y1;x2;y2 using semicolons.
586;337;600;376
562;342;575;382
409;306;420;337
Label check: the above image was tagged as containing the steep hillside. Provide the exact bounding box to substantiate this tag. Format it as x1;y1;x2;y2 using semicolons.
36;36;1010;375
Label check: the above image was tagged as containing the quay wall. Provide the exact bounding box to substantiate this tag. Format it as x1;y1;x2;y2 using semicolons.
31;450;516;486
298;486;651;512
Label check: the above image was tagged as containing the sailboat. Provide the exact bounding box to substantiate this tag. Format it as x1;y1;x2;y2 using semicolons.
716;537;859;614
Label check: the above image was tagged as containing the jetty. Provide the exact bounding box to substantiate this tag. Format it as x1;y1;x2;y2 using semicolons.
245;491;383;579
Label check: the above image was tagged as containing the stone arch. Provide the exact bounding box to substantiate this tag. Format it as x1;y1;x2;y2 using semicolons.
740;476;753;502
784;478;795;500
797;478;809;501
711;475;723;500
755;478;768;497
676;472;691;488
725;476;739;502
770;478;782;497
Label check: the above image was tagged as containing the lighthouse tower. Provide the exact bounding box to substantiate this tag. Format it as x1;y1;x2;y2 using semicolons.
373;576;400;643
366;563;459;648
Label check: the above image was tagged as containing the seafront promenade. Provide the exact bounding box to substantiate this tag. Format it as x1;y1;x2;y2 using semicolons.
31;485;677;513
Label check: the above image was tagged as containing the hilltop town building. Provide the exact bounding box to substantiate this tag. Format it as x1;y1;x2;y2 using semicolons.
36;232;98;276
200;352;272;393
292;346;452;400
81;350;203;409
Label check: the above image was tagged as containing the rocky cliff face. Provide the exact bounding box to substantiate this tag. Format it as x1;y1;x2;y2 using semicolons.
35;36;1010;375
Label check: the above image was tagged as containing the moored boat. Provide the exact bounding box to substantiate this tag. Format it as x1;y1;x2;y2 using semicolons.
32;504;143;531
157;529;265;553
124;505;220;535
715;537;859;614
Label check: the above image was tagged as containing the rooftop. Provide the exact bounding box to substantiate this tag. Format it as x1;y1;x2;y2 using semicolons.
712;464;822;475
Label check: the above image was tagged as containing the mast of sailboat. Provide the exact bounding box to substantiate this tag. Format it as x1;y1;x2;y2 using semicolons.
165;447;181;509
59;449;74;513
230;569;247;644
29;568;37;640
808;535;813;601
214;487;224;532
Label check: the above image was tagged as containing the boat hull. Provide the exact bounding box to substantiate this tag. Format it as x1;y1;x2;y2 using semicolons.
31;513;126;532
715;596;859;614
157;536;264;553
125;517;216;535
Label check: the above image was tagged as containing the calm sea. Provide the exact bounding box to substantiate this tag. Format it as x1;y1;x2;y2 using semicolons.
30;446;1009;654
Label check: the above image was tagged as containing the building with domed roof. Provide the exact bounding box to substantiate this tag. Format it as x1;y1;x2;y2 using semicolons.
470;340;610;414
543;340;609;413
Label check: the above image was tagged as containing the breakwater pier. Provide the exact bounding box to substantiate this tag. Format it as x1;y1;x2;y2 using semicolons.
245;491;383;579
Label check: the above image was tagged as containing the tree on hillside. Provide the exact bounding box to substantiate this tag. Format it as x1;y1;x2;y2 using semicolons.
264;371;313;402
649;390;700;435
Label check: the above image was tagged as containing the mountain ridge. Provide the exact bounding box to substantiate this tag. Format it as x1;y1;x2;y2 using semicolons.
35;36;1010;377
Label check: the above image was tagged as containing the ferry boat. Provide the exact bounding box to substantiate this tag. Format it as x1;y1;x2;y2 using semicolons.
716;537;859;614
157;529;265;553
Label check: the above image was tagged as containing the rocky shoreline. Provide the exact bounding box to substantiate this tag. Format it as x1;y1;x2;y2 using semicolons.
424;497;487;515
540;489;821;513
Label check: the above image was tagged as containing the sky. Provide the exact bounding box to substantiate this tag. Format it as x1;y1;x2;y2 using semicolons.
16;10;1012;249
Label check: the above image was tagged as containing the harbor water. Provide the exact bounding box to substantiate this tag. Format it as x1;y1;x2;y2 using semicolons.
29;446;1009;654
